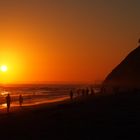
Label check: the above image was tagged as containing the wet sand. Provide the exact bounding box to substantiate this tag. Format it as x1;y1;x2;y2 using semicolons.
0;93;140;140
0;96;69;111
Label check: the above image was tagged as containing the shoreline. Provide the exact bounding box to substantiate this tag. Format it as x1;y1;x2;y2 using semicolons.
0;96;71;115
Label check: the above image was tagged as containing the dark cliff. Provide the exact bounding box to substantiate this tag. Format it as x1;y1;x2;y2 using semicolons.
103;45;140;89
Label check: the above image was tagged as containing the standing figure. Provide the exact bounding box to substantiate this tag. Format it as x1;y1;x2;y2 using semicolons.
86;88;89;96
70;90;74;100
6;94;11;113
91;88;95;96
82;89;85;96
77;89;80;97
19;94;23;107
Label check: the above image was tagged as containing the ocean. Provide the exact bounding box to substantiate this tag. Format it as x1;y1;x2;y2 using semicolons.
0;84;99;109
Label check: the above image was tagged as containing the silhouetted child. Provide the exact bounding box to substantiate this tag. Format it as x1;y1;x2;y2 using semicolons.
70;90;74;100
19;94;23;107
6;94;11;113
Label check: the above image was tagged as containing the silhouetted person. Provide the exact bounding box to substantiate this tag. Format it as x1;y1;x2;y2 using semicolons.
101;86;106;94
82;89;85;96
86;88;89;96
91;88;95;96
19;94;23;107
70;90;74;100
6;94;11;113
77;89;80;97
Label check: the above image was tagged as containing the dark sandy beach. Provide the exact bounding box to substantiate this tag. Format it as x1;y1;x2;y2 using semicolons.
0;93;140;140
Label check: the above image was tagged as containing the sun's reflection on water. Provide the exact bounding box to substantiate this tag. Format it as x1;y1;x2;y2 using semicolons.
0;96;69;109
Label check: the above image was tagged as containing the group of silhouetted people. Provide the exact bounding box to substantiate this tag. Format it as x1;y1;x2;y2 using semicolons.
6;94;23;113
69;88;95;100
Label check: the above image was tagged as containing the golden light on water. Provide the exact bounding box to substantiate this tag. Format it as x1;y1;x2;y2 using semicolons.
0;91;9;96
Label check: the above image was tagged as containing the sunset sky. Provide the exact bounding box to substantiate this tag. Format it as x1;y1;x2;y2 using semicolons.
0;0;140;84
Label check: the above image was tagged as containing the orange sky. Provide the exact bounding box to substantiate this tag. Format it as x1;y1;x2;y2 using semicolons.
0;0;140;84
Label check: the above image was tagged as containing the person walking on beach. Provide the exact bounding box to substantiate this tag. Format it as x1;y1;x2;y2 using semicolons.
19;94;23;107
86;88;89;96
70;90;74;100
91;88;95;96
77;89;80;97
6;94;11;113
82;89;85;96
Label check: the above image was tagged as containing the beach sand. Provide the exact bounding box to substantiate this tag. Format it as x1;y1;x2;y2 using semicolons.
0;94;140;140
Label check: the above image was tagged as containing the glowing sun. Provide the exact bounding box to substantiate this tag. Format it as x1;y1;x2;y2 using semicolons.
0;65;8;72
